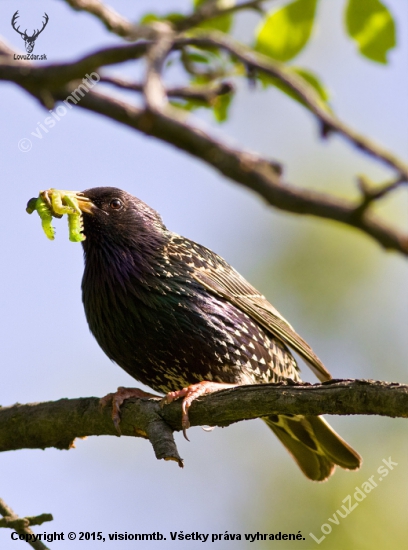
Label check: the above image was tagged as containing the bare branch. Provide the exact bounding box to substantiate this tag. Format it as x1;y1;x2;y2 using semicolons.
61;0;134;38
1;37;407;254
60;0;267;37
143;32;175;111
0;39;17;57
0;381;407;465
0;41;150;90
60;0;181;42
100;75;234;103
72;89;408;255
355;174;407;214
4;31;406;179
175;0;267;32
180;31;408;180
0;514;53;530
0;499;53;550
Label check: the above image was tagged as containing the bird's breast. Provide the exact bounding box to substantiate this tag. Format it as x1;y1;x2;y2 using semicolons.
81;246;299;393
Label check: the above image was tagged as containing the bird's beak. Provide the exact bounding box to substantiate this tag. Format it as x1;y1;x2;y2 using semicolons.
75;193;96;215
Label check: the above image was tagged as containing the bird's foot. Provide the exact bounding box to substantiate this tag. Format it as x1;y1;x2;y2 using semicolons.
162;381;237;441
100;387;159;434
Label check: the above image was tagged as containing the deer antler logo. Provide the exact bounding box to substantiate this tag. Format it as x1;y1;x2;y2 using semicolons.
11;11;49;54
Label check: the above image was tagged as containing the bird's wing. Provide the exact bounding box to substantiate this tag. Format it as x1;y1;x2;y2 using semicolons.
169;238;331;382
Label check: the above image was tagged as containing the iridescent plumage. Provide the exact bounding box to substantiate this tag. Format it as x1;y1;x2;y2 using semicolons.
78;187;361;481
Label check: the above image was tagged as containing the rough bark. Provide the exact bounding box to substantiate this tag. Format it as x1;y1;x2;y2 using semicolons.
1;380;406;466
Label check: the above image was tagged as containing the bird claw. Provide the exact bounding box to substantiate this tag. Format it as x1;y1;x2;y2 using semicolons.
181;400;191;441
162;381;237;441
100;386;159;434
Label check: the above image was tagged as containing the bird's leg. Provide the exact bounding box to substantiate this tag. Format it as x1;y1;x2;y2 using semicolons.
100;386;159;434
162;381;237;440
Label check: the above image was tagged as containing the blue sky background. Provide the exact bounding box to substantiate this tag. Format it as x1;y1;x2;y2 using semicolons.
0;1;407;548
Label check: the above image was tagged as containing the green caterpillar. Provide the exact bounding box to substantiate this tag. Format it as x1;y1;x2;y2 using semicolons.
26;195;55;240
26;189;85;242
64;195;85;242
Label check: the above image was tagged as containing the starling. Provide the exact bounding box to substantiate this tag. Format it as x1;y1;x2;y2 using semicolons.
75;187;361;481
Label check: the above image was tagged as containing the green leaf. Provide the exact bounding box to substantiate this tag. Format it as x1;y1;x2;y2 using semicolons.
257;66;330;111
197;13;233;33
255;0;318;62
170;88;233;124
170;98;209;112
213;91;233;123
140;13;160;25
185;51;212;64
345;0;396;64
292;67;329;102
194;0;233;33
140;12;184;25
181;48;226;82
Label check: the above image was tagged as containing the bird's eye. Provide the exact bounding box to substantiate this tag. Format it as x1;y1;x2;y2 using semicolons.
109;198;123;210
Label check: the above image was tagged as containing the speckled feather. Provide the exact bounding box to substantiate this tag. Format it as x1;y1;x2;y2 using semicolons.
81;192;302;393
79;187;361;481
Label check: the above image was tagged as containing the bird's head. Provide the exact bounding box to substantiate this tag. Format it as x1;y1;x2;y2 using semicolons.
75;187;167;252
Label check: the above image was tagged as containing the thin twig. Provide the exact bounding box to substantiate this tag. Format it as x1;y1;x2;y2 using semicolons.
100;75;234;102
175;0;267;32
60;0;181;41
143;32;175;111
61;0;134;38
60;0;267;37
354;174;407;214
1;39;407;254
0;514;53;530
0;499;53;550
3;32;406;179
179;31;408;180
72;89;408;255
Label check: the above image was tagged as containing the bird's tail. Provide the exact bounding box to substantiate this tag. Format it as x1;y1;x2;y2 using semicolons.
263;414;362;481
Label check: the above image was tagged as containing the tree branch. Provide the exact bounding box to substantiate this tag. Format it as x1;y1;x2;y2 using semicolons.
4;32;408;179
0;499;53;550
61;0;134;38
100;75;234;103
74;90;408;255
61;0;174;41
1;34;407;255
0;381;407;466
355;174;407;213
0;514;53;530
143;32;175;111
181;32;408;180
174;0;267;32
4;25;408;177
60;0;268;37
0;42;150;90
